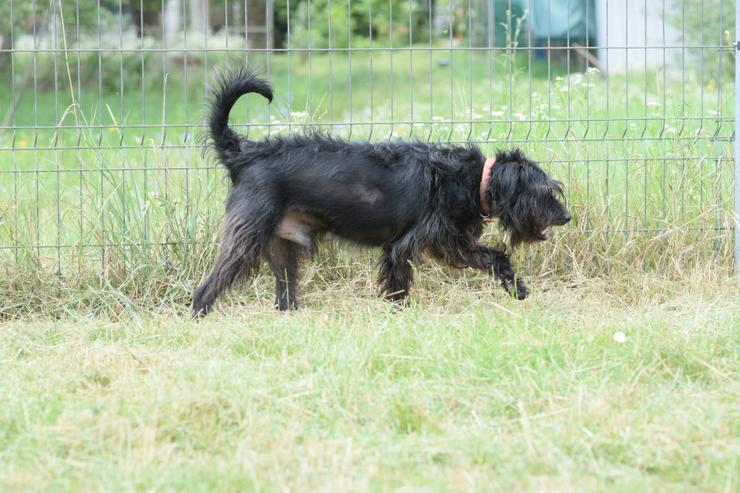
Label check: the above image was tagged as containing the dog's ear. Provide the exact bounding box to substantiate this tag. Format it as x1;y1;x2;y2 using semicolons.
549;179;565;197
487;159;520;216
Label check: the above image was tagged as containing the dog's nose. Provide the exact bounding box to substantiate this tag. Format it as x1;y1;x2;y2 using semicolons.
563;212;571;224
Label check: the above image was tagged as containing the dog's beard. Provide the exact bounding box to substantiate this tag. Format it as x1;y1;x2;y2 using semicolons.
507;221;550;248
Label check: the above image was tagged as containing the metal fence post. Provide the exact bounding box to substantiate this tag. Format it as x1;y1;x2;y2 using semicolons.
736;0;740;273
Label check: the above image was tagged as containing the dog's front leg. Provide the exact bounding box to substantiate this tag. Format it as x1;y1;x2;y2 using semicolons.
457;244;528;300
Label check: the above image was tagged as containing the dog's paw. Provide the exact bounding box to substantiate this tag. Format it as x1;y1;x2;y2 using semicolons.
191;298;211;318
502;279;528;300
514;281;529;300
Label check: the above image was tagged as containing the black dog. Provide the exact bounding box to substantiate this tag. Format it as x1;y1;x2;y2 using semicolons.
192;69;570;315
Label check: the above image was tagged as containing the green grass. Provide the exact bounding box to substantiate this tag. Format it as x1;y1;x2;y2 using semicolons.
1;275;738;491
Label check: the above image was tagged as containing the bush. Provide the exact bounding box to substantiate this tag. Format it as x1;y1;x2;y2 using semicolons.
667;0;735;79
287;0;431;49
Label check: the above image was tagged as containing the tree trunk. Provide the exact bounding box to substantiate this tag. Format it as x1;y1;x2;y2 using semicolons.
0;31;11;71
163;0;181;46
189;0;209;35
246;0;273;49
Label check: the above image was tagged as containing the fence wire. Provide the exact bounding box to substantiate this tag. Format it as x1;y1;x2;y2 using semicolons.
0;0;736;273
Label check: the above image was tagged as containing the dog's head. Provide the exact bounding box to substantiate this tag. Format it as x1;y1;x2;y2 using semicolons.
486;149;570;247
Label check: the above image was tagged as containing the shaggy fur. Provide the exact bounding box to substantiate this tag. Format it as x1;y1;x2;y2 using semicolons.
192;69;571;315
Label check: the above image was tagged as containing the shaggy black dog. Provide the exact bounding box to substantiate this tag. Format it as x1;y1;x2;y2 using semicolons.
192;69;571;315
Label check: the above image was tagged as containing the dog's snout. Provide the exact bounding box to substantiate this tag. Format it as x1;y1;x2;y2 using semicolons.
563;212;571;224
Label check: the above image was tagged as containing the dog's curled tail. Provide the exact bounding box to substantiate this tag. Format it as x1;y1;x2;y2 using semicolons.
209;68;273;167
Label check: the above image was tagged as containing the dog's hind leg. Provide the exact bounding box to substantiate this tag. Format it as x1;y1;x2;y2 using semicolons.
379;239;418;303
192;198;280;316
267;238;301;310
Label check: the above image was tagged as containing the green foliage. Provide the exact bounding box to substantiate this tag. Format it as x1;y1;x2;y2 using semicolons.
287;0;431;49
0;0;110;39
667;0;735;79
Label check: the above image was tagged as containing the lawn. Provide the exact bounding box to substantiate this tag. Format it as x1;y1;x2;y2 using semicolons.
1;271;738;491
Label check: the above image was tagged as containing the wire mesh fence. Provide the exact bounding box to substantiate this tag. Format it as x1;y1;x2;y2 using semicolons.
0;0;736;276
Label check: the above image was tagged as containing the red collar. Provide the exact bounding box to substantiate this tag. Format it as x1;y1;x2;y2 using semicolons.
479;157;496;221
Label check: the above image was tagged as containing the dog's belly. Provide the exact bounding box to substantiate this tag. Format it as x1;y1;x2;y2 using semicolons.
321;202;411;245
279;165;422;246
276;209;408;248
330;224;403;245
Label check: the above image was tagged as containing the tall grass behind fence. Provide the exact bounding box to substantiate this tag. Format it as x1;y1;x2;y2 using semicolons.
0;0;736;314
